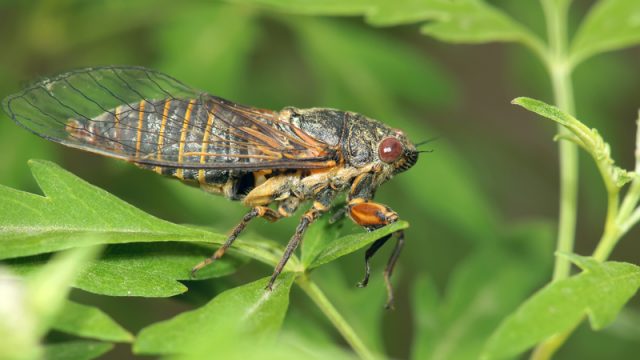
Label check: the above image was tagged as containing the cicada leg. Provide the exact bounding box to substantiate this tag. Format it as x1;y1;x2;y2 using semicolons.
357;233;392;288
266;187;336;290
382;231;404;310
347;173;404;309
191;205;282;277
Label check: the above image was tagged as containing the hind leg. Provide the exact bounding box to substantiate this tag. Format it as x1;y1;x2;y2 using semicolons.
191;206;282;276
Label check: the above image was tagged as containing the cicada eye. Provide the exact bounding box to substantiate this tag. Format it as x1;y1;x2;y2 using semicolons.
378;137;403;163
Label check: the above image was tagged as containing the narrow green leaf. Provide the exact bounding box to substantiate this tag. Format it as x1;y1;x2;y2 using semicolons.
134;273;296;355
51;300;133;342
43;341;113;360
7;243;246;297
482;255;640;360
308;221;408;269
571;0;640;66
0;160;292;268
513;97;634;188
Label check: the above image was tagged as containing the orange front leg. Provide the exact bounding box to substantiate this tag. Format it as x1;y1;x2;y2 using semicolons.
348;197;404;309
348;199;399;228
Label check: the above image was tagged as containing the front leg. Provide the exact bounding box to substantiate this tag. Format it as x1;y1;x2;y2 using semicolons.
266;187;336;290
348;173;404;309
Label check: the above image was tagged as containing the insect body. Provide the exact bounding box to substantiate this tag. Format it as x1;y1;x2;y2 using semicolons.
2;66;419;308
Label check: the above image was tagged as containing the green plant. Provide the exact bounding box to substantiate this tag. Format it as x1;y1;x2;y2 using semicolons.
1;0;640;359
1;160;407;359
227;0;640;358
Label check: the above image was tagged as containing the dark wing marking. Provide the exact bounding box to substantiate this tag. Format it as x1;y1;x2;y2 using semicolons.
2;66;338;170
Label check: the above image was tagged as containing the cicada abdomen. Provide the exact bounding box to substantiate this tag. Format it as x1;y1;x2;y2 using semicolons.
64;96;281;199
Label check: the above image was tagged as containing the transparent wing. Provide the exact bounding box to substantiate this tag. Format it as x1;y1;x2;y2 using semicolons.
2;66;337;170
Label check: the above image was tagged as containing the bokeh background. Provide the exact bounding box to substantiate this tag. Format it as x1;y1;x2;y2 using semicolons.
1;0;639;359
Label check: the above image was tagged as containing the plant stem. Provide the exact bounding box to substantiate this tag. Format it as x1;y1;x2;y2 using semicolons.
532;1;578;359
296;275;375;360
595;116;640;257
542;0;577;285
530;324;576;360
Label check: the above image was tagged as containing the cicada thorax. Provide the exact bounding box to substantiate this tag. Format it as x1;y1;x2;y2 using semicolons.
65;97;263;200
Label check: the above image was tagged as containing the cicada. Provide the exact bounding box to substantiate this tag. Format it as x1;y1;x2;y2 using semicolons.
2;66;421;308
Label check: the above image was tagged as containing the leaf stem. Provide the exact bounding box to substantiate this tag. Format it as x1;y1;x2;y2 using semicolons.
296;275;375;360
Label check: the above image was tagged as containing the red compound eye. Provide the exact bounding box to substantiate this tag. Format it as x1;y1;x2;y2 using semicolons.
378;137;403;163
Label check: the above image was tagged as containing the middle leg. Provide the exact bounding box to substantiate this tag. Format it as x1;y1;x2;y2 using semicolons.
266;187;336;290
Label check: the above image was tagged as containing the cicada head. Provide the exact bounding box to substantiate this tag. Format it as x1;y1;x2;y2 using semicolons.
281;107;419;180
343;112;419;182
374;127;419;175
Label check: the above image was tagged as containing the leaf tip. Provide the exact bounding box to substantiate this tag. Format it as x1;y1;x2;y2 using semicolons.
511;97;525;105
27;158;51;168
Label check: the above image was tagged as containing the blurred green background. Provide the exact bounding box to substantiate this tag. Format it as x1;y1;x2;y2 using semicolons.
1;0;639;358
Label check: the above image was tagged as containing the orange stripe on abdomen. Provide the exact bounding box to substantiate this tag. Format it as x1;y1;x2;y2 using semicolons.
155;99;172;173
176;99;196;180
198;104;216;184
135;100;145;157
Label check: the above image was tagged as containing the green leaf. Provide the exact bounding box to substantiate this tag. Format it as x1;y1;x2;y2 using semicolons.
482;255;640;360
571;0;640;66
7;243;246;297
415;1;540;47
0;159;211;257
51;300;133;342
301;210;343;268
513;97;634;188
43;341;113;360
0;160;293;268
241;0;544;53
134;273;296;355
308;221;408;269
